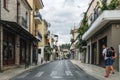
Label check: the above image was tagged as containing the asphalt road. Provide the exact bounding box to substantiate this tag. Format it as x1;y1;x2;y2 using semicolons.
10;60;98;80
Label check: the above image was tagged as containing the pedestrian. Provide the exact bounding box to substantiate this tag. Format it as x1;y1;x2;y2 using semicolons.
109;47;117;74
102;44;112;78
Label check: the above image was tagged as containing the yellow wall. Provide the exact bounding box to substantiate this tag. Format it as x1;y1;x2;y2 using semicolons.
28;0;43;36
38;20;48;47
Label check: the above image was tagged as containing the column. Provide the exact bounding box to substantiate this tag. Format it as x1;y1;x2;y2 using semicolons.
96;40;99;64
15;35;20;66
90;42;92;64
86;46;88;64
30;44;33;64
26;42;29;63
119;45;120;72
0;26;3;71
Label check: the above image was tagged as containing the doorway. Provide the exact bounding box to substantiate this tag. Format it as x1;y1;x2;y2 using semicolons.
20;39;26;64
88;46;90;64
3;30;15;65
92;42;97;64
99;36;107;66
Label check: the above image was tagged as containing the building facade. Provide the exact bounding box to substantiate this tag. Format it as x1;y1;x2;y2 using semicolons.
0;0;44;71
37;20;51;63
82;0;120;71
28;0;44;64
70;28;80;60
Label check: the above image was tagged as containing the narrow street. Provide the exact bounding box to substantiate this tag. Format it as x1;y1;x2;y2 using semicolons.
10;60;98;80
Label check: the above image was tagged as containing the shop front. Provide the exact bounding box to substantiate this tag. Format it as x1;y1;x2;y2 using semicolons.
0;20;39;70
3;30;15;66
98;37;107;66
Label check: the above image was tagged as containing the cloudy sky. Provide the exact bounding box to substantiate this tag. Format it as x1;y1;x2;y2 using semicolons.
41;0;91;45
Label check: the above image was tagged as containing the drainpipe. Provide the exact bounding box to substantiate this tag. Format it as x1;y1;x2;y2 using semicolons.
0;0;1;20
17;0;19;23
0;0;1;72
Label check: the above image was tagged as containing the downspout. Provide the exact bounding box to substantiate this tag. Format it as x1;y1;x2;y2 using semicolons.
17;0;19;23
0;0;1;20
0;0;1;72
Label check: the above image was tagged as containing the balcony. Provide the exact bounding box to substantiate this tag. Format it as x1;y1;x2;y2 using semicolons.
71;38;75;43
44;30;50;39
34;11;42;24
82;10;120;40
18;16;28;29
36;32;42;41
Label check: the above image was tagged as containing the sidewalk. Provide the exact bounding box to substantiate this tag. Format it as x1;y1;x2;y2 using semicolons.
71;60;120;80
0;61;51;80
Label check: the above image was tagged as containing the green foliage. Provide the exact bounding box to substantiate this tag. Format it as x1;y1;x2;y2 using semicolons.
78;13;88;35
82;13;87;25
60;44;70;49
108;0;119;10
100;0;108;11
77;13;88;53
100;0;120;11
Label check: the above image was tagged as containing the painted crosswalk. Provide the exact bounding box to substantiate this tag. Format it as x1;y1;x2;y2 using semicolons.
17;72;30;79
35;72;44;77
17;70;73;79
65;71;73;76
50;71;57;76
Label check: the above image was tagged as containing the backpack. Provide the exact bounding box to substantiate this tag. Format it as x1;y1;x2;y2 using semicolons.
106;49;113;57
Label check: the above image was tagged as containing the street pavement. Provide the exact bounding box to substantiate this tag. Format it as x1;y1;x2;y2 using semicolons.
10;60;98;80
71;60;120;80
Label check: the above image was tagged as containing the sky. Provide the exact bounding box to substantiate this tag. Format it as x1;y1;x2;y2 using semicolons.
40;0;91;45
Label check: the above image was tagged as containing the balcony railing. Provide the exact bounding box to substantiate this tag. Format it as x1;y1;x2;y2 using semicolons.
82;10;120;40
18;16;27;28
34;11;42;21
36;32;42;41
71;38;75;43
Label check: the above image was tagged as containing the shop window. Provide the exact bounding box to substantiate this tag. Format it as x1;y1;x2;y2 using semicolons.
3;41;8;60
3;31;15;65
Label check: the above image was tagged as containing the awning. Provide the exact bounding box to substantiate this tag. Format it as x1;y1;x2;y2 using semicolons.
0;20;39;41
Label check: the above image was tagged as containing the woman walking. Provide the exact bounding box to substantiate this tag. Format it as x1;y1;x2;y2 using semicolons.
109;47;117;74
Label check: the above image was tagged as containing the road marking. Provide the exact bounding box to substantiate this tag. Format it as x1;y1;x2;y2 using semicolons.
65;71;73;76
17;72;29;78
35;72;44;77
50;71;63;79
50;71;57;76
52;76;63;79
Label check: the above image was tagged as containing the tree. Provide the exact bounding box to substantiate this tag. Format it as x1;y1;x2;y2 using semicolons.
60;44;70;49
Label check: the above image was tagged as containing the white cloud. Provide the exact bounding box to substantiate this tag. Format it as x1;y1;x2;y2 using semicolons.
41;0;91;45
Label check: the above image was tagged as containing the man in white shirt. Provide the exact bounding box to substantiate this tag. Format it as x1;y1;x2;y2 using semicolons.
102;44;112;78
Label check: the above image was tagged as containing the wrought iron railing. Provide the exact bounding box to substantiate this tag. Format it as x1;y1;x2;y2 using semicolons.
18;16;27;28
34;11;42;20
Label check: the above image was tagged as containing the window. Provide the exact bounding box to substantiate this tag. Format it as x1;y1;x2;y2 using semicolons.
3;0;9;11
38;49;41;54
26;12;28;27
90;13;94;23
94;7;99;20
